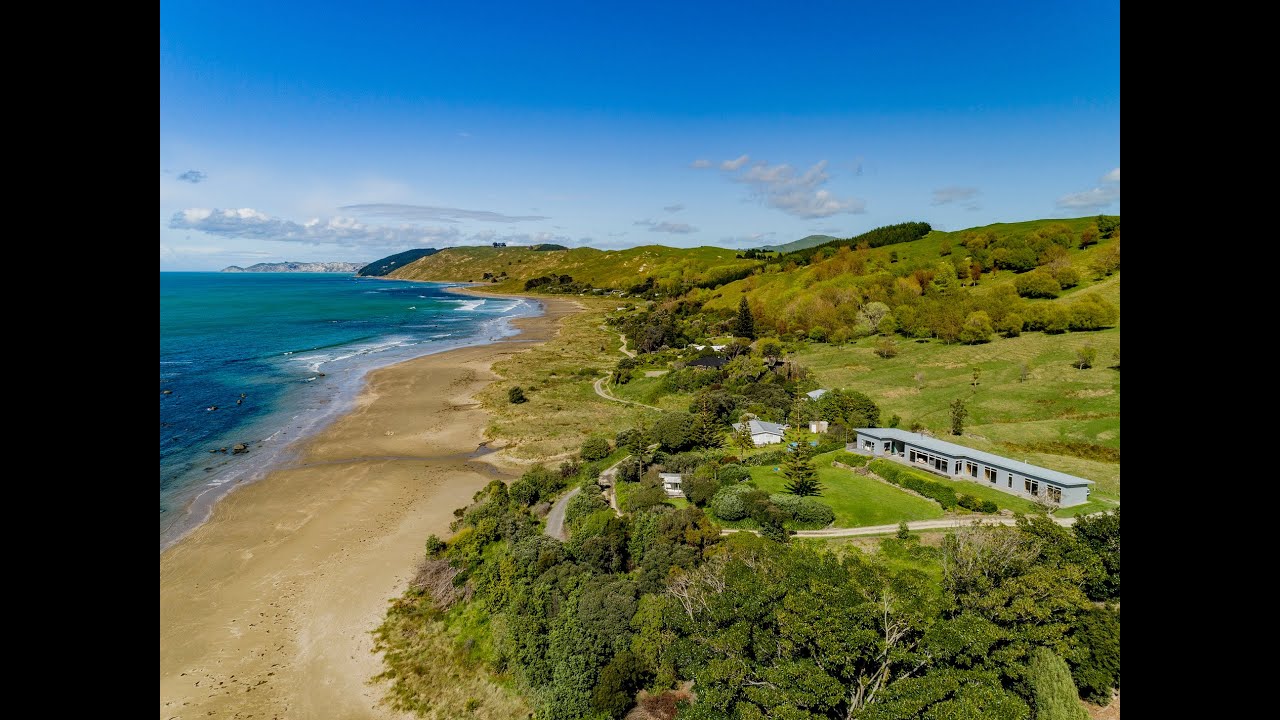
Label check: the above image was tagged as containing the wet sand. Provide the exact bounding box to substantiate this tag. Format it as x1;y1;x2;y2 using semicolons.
159;293;582;719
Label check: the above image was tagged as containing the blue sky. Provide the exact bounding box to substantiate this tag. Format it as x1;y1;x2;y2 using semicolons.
160;0;1120;270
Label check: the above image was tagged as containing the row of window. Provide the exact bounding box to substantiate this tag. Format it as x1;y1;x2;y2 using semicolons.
880;441;1063;500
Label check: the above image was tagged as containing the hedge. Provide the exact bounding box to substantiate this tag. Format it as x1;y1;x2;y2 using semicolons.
769;494;835;526
869;460;998;513
830;451;868;468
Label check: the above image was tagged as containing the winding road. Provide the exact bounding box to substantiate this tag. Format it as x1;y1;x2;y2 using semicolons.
544;455;632;539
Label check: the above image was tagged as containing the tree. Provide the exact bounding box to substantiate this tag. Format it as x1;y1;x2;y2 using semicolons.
580;436;611;461
508;386;527;404
1074;345;1097;370
858;301;891;330
783;441;823;496
1027;647;1090;720
929;261;960;296
896;521;911;540
969;263;982;286
690;413;725;449
874;336;898;358
1019;363;1030;383
971;367;981;387
949;398;968;436
997;313;1023;337
939;240;951;256
876;314;899;336
959;311;994;344
615;428;647;455
734;296;756;339
1096;215;1119;238
1079;226;1099;248
682;467;720;507
651;412;697;452
1014;270;1061;298
733;420;755;454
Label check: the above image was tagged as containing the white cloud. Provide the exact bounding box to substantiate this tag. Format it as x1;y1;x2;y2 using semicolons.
689;159;712;169
1057;168;1121;211
663;203;685;213
931;186;981;206
720;154;750;171
170;207;463;249
340;203;548;223
1055;186;1120;211
634;219;699;234
728;160;866;218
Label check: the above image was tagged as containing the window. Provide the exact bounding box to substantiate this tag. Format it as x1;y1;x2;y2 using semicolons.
884;441;892;452
863;440;873;451
967;462;978;478
1024;479;1039;496
985;467;997;483
1047;486;1062;503
1008;474;1013;488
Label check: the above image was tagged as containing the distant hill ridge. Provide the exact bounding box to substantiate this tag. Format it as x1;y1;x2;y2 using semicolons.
358;248;440;276
221;261;366;273
760;234;839;253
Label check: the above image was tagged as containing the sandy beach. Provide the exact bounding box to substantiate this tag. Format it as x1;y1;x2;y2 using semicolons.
159;292;582;719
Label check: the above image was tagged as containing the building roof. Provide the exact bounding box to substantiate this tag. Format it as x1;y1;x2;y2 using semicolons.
659;472;683;481
854;428;1094;487
733;419;787;437
688;356;728;368
806;389;828;400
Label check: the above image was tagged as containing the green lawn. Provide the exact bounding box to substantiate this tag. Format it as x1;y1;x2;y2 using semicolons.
743;451;944;528
796;327;1121;498
885;462;1042;514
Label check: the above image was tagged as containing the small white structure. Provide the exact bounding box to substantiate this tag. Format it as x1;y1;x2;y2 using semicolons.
689;344;706;350
731;419;787;446
710;344;727;351
806;389;829;400
659;473;684;497
809;420;829;434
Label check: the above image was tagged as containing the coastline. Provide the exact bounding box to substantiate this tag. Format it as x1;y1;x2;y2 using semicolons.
159;290;583;719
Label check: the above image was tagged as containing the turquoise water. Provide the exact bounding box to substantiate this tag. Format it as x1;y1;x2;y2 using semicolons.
159;273;537;549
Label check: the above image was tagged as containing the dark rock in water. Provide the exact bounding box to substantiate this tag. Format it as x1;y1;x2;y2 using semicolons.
240;393;247;398
317;372;326;377
232;443;248;454
209;449;218;453
207;405;218;411
162;390;172;395
220;447;228;453
236;399;243;405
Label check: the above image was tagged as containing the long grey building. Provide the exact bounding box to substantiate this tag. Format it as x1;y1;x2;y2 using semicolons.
850;427;1094;507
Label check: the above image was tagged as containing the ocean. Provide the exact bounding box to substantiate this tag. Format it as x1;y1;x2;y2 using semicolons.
159;273;538;550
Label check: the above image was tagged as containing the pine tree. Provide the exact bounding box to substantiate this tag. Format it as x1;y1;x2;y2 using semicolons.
783;441;823;496
949;398;968;436
733;420;756;454
692;413;724;449
734;297;756;339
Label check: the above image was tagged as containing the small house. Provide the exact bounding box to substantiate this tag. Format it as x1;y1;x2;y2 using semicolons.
659;473;684;498
809;420;829;434
687;356;728;369
731;419;787;446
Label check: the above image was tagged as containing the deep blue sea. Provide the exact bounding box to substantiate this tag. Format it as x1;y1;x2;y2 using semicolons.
159;273;538;549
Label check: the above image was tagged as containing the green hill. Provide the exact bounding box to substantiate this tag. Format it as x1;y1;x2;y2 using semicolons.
388;244;761;292
761;234;839;253
358;248;439;276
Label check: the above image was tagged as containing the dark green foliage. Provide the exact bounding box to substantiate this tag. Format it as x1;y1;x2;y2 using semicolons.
769;493;835;525
682;467;720;506
615;428;647;455
1095;215;1119;238
716;463;750;484
897;521;911;540
357;248;439;276
565;486;610;529
830;451;868;467
1027;648;1089;720
957;494;997;513
772;221;932;266
529;243;569;251
888;414;901;428
816;389;881;428
1073;346;1097;370
616;457;642;483
650;412;697;452
580;436;612;461
509;464;566;507
1072;509;1120;599
871;460;960;509
623;475;670;513
950;398;968;436
424;534;446;557
567;511;630;574
741;448;787;466
708;483;756;521
690;413;725;449
1014;270;1061;298
523;273;587;293
1065;607;1120;704
508;386;527;404
783;441;823;496
734;296;756;339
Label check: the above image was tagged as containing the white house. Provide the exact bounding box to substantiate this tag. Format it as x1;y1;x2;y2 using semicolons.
659;473;684;497
731;419;787;446
806;388;829;401
809;420;829;433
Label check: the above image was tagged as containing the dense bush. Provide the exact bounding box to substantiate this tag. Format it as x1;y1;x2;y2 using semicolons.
1028;648;1090;720
650;412;697;452
957;494;997;513
870;460;960;509
508;386;527;404
769;493;835;526
709;484;757;521
508;464;566;507
616;457;642;483
716;463;750;484
580;436;612;461
566;486;610;528
830;451;868;467
615;428;647;454
1014;270;1061;298
742;449;787;466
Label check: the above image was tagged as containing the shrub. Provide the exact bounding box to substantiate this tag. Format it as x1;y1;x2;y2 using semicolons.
997;313;1024;337
742;449;787;467
980;500;998;513
831;451;868;467
615;428;648;455
566;487;610;528
424;534;446;557
870;460;959;509
717;464;750;484
896;522;910;540
616;457;642;483
874;337;899;358
956;494;996;513
769;493;835;525
1074;345;1097;370
1052;265;1080;289
1028;647;1090;720
508;386;527;403
1014;271;1061;298
959;311;993;344
580;436;612;461
709;486;751;520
